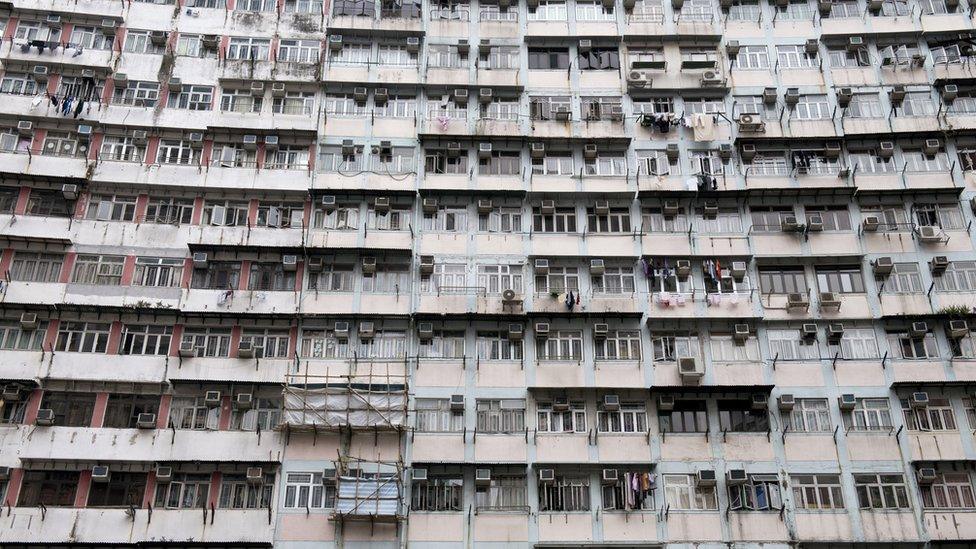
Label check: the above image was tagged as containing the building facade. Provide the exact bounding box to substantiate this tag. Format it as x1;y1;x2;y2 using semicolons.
0;0;976;548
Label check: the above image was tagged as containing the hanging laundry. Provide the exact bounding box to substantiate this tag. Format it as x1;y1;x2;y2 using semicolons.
73;99;84;118
565;291;574;310
30;95;43;110
691;113;717;141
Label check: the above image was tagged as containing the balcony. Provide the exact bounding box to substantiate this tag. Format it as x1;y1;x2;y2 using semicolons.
181;288;299;314
925;511;976;539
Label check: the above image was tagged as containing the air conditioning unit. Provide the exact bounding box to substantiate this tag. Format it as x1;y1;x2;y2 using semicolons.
61;184;79;201
534;259;549;274
539;469;555;483
878;141;895;159
457;39;470;55
589;259;605;274
782;215;801;232
819;292;841;309
32;65;49;83
726;40;741;56
236;393;253;410
479;88;494;103
703;201;719;219
579;39;592;52
2;385;22;401
535;322;551;337
701;71;723;85
450;394;464;410
890;85;906;104
942;84;959;103
374;196;390;211
187;132;204;144
359;321;376;338
553;396;570;411
450;89;468;107
948;319;969;339
179;341;196;357
931;255;950;274
155;466;173;482
837;87;853;107
910;321;929;338
202;34;219;49
662;200;680;217
675;259;691;279
802;323;818;340
697;470;717;486
917;468;938;484
136;413;157;428
751;394;768;410
838;393;857;411
763;87;778;104
238;340;255;359
847;36;864;51
805;38;819;54
658;395;676;411
19;312;38;330
479;143;493;158
502;289;520;303
666;144;680;160
272;82;286;97
733;324;750;342
92;466;111;482
406;36;421;53
807;215;824;232
417;322;434;339
113;73;129;87
477;199;493;213
446;142;462;157
862;216;881;232
583;144;598;159
353;87;368;102
778;394;795;411
249;81;265;96
741;144;757;161
603;394;620;411
627;71;650;89
374;88;389;104
785;88;800;106
307;257;324;273
328;35;343;50
334;322;350;338
342;139;357;155
35;408;55;425
602;468;619;484
918;226;942;243
731;261;747;281
678;357;703;383
593;200;611;215
828;323;844;341
508;324;524;340
132;130;148;143
150;30;167;45
246;467;264;484
910;391;929;408
593;323;609;338
419;255;435;275
727;469;748;485
422;198;439;213
924;139;941;156
167;77;183;92
412;468;428;482
475;469;491;485
17;120;33;134
787;293;809;309
192;252;209;269
719;144;733;160
362;256;377;274
242;134;258;150
824;142;842;159
204;391;222;405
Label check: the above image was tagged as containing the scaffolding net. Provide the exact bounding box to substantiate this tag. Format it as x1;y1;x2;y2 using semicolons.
333;458;404;521
281;372;407;430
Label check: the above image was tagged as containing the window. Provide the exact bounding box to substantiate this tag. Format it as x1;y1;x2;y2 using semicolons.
427;45;463;68
415;398;463;432
155;473;211;508
758;268;807;295
483;46;519;70
816;267;864;293
284;471;334;509
902;397;956;431
145;197;194;224
768;329;819;361
847;93;883;118
376;96;416;118
41;391;96;426
124;30;164;54
651;334;701;362
540;475;590;511
792;474;844;509
273;93;315;116
883;263;922;294
477;264;523;294
806;206;851;231
41;132;85;158
120;325;173;355
55;322;110;353
315;203;360;230
10;252;63;282
477;331;523;360
664;474;717;510
921;473;976;509
87;472;147;507
528;48;570;69
537;400;586;433
26;189;70;217
100;136;146;162
169;396;220;430
599;400;647;433
72;255;124;285
476;399;525;432
637;150;679;177
278;39;319;63
421;263;466;293
529;0;568;19
300;329;350;359
595;330;641;360
362;262;411;294
937;260;976;292
0;320;45;350
423;207;468;232
112;81;160;107
240;329;290;358
916;203;965;230
729;475;781;511
133;257;184;288
419;331;465;359
329;42;371;65
735;45;770;69
844;398;893;431
411;474;462;511
709;334;761;362
219;473;273;508
0;72;38;95
855;474;910;509
475;474;527;510
592;267;636;295
794;95;830;120
157;139;201;164
887;331;939;360
829;327;880;359
531;153;575;175
578;48;619;70
358;330;407;359
86;194;137;221
789;398;831;432
533;207;577;233
585;153;627;176
482;100;520;122
166;85;213;111
750;206;794;232
587;208;631;233
266;145;310;170
602;472;655;510
220;89;262;113
202;201;248;227
425;149;469;174
18;471;79;506
231;397;281;431
176;34;204;57
777;45;817;69
718;400;769;432
0;187;17;213
181;327;232;357
227;37;270;60
659;399;707;433
248;263;297;291
537;330;583;360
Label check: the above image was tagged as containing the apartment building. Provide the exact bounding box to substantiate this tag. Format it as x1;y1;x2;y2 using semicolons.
2;0;976;548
